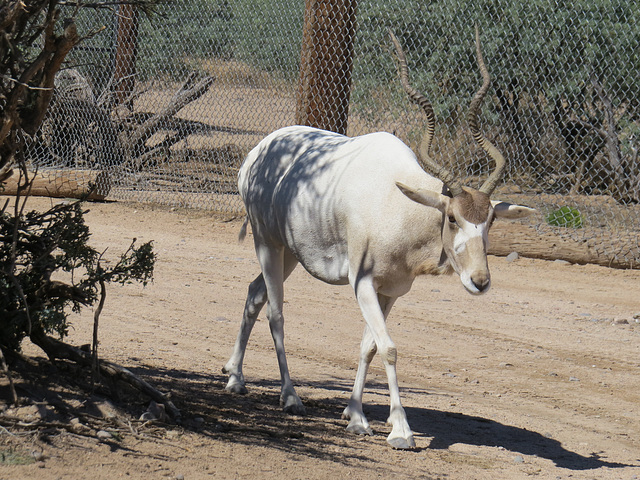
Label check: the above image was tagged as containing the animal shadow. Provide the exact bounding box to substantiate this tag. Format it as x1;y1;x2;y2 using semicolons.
381;404;634;471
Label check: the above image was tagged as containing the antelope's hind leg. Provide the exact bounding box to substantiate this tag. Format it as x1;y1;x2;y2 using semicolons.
223;273;267;394
224;242;304;414
258;246;305;415
342;324;376;435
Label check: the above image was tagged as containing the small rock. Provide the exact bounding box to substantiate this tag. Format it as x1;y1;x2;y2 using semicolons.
70;417;90;432
139;411;155;421
193;416;205;427
31;450;45;462
213;423;225;432
499;362;514;368
14;405;42;421
554;259;570;265
569;376;580;382
175;475;185;480
140;401;168;422
514;455;525;463
506;252;519;262
95;398;125;420
612;318;629;325
97;430;113;440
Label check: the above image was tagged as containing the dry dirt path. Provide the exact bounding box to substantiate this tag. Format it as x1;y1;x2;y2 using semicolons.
2;197;640;480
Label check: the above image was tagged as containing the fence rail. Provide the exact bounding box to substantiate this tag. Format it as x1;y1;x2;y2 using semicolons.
25;0;640;267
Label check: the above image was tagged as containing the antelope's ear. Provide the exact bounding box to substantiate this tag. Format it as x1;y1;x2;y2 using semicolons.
492;200;536;220
396;181;448;213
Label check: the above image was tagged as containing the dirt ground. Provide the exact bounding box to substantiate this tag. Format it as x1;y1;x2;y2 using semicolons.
1;196;640;480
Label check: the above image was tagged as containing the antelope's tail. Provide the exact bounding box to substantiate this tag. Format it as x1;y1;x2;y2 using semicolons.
238;216;249;243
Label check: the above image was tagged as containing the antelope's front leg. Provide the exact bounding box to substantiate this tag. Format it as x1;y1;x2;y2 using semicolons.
352;280;415;449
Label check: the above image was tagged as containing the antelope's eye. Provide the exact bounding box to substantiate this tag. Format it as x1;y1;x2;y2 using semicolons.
448;215;457;225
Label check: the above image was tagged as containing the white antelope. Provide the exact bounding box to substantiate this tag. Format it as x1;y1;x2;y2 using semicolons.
223;29;534;449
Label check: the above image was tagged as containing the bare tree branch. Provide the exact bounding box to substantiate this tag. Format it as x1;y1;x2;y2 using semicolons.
127;74;215;150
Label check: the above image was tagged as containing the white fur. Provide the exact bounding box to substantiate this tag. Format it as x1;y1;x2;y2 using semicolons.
223;125;534;449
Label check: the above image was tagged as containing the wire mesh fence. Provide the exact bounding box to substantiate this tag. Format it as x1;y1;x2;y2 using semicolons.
25;0;640;266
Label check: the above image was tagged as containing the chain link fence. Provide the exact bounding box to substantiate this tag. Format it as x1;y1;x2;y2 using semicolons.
25;0;640;266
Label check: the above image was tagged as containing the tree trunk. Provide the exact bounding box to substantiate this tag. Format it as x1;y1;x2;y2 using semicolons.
489;222;635;269
1;169;111;200
296;0;358;135
113;4;140;106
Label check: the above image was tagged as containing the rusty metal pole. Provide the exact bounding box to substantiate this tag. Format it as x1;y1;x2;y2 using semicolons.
113;3;140;105
296;0;358;135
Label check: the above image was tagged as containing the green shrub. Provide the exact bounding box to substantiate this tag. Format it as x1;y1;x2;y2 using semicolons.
545;206;583;228
0;201;155;355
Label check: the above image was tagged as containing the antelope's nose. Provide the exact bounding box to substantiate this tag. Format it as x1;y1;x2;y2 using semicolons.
470;272;490;293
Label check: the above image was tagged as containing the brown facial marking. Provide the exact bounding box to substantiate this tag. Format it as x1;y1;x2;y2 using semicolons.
452;188;492;224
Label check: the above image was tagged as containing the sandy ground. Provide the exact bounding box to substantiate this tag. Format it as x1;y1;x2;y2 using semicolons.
2;196;640;480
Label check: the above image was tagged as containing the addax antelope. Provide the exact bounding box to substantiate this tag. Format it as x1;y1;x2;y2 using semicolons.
223;28;535;449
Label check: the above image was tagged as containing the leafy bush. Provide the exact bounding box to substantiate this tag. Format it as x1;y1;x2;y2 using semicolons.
0;200;155;354
134;0;304;81
545;206;584;228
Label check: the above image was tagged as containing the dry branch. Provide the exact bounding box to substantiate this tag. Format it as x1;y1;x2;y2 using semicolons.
121;73;216;170
29;330;181;420
92;278;107;386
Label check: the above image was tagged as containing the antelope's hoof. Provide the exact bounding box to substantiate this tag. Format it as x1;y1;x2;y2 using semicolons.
282;394;306;415
387;434;416;450
346;422;373;436
225;382;248;395
283;402;306;416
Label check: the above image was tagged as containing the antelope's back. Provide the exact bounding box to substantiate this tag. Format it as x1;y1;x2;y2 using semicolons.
240;126;341;209
238;126;444;282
